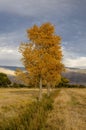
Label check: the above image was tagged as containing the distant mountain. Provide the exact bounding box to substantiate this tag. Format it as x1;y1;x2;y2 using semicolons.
0;67;15;75
65;67;86;74
0;66;25;83
62;68;86;85
0;66;86;85
0;65;24;71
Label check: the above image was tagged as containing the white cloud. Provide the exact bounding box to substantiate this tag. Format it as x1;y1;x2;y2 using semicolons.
64;57;86;68
62;47;86;68
0;30;27;66
0;48;14;54
0;46;22;66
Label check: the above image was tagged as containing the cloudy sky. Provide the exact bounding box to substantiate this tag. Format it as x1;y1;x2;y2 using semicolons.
0;0;86;68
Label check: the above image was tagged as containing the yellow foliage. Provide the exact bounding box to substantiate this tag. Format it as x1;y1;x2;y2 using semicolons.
17;22;64;87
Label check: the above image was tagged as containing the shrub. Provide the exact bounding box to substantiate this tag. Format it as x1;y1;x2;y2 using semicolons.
0;73;11;87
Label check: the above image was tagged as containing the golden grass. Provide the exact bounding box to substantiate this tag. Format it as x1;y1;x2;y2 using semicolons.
0;88;53;130
0;88;86;130
45;88;86;130
0;88;39;121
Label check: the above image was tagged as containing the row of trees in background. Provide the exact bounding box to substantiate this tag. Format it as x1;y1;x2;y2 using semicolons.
0;72;85;88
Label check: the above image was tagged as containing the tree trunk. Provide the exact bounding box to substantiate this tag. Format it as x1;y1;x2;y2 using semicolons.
39;77;42;101
47;83;51;97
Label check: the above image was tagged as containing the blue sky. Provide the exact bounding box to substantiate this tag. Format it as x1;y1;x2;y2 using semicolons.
0;0;86;68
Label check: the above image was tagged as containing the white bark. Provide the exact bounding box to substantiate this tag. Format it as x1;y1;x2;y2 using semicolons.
47;83;51;97
39;77;42;101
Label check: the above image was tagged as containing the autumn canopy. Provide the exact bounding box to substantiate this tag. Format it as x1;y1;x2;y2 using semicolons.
16;22;64;99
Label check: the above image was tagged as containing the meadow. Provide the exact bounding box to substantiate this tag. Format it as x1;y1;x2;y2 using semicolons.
45;88;86;130
0;88;39;118
0;88;40;129
0;88;86;130
0;88;53;130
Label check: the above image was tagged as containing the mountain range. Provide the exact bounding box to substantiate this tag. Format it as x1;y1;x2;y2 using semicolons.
0;65;86;85
62;68;86;85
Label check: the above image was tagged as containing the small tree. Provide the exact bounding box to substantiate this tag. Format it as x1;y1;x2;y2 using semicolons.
16;22;64;100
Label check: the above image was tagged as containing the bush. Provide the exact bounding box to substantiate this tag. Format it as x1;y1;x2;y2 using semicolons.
0;73;11;87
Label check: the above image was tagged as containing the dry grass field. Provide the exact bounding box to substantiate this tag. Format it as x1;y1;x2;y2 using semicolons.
46;88;86;130
0;88;39;124
0;88;86;130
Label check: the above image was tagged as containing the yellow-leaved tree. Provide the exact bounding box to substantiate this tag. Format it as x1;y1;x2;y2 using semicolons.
16;22;64;100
